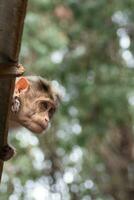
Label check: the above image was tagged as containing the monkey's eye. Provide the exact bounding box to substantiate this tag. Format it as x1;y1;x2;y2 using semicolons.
49;108;55;118
40;101;48;110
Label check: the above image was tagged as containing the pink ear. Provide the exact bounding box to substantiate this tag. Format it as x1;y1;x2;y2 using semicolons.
15;77;29;91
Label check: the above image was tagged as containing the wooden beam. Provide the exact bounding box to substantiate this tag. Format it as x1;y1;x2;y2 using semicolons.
0;0;28;183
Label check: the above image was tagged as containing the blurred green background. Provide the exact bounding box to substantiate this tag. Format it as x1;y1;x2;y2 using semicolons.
1;0;134;199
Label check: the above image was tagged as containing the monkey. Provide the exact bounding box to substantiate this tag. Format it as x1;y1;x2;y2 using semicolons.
0;76;61;161
11;76;60;133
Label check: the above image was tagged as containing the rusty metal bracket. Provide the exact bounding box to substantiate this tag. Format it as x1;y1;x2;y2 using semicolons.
0;63;25;78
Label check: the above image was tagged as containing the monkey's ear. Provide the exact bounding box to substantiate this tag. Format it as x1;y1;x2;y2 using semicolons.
15;77;29;92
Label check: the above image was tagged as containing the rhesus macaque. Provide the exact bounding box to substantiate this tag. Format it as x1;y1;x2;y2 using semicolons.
11;76;60;133
0;76;60;161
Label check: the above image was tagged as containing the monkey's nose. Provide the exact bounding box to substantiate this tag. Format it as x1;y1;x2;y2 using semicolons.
44;115;49;123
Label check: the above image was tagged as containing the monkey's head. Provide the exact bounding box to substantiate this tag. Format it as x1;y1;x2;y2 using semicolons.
11;76;60;134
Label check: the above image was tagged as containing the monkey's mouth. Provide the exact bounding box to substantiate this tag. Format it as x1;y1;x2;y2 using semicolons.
22;120;48;134
36;122;48;131
30;122;48;134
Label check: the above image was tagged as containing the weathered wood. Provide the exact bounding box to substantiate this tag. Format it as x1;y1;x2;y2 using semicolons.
0;0;28;62
0;63;25;77
0;0;28;183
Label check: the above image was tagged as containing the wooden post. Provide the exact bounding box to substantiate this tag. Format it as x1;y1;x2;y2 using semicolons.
0;0;28;183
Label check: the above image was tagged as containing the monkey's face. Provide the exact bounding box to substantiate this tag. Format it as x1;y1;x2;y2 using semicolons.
16;96;56;134
16;94;55;133
11;77;58;134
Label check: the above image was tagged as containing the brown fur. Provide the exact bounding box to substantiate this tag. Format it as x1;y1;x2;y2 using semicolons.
10;76;60;134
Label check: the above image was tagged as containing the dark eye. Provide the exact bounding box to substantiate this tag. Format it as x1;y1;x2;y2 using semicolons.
40;101;48;110
49;108;55;118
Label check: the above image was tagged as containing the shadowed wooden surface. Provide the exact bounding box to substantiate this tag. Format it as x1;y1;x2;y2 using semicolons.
0;0;28;182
